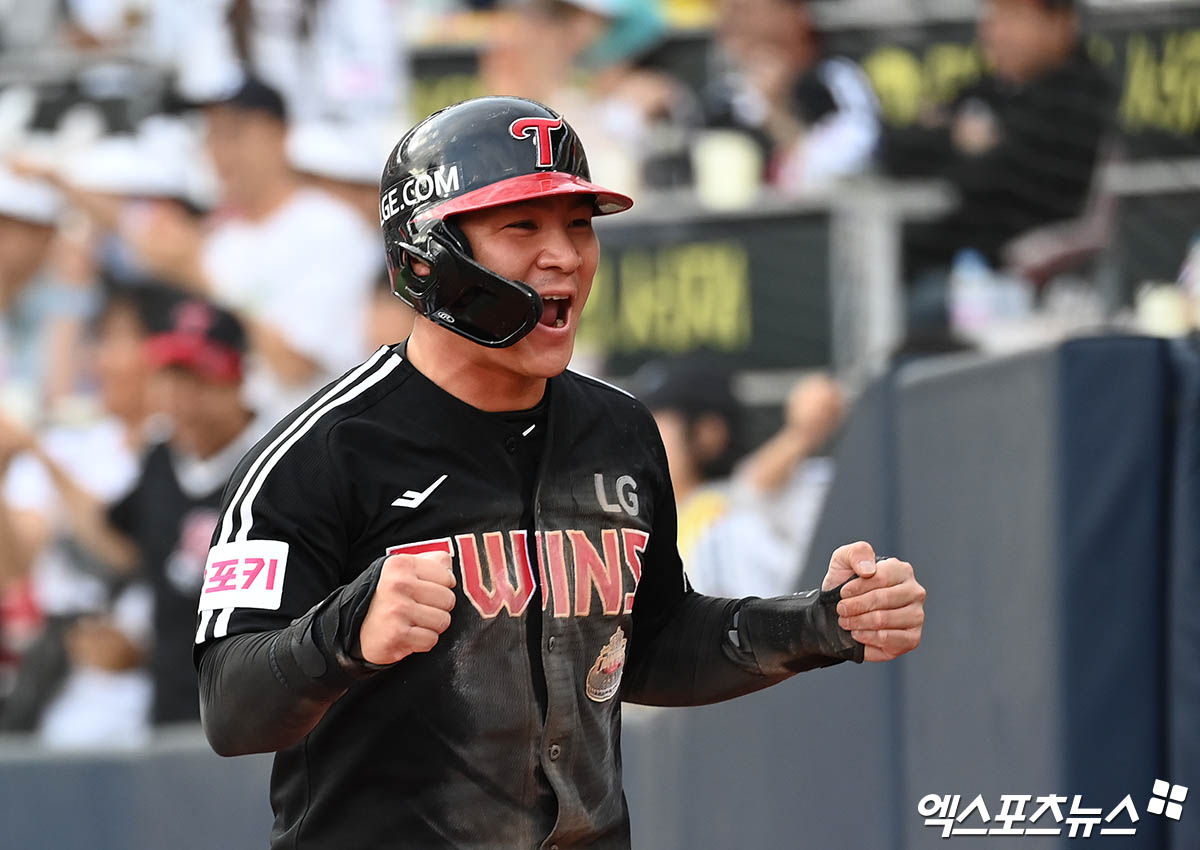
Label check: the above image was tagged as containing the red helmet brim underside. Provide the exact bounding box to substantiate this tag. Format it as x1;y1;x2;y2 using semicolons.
411;171;634;224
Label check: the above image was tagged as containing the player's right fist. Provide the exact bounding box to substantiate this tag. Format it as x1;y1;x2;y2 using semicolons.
358;551;457;665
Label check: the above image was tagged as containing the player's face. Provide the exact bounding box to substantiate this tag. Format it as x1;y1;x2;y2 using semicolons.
456;194;600;380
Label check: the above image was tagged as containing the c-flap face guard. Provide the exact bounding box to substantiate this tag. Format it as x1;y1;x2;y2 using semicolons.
397;232;544;349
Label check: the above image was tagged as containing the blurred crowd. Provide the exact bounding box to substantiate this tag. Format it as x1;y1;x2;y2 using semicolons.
0;0;1117;747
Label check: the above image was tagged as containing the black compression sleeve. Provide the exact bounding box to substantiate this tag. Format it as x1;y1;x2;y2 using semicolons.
198;557;392;756
621;582;863;707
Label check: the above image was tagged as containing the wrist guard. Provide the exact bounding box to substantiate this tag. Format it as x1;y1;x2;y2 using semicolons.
268;556;394;696
723;580;864;676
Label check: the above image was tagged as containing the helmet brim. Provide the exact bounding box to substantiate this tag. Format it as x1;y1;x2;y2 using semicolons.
412;172;633;224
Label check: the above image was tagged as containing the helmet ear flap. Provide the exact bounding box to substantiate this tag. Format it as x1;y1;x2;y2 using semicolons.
392;231;455;301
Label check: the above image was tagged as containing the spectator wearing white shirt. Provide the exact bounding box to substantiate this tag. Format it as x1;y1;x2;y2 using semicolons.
287;119;389;232
117;77;378;423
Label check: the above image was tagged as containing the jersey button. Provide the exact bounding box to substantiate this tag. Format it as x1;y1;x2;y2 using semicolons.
505;436;518;454
548;743;562;761
547;636;556;651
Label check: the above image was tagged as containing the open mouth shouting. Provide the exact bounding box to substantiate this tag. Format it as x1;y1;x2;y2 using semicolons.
538;294;572;330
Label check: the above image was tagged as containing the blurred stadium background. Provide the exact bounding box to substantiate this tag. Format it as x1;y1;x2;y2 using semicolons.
0;0;1197;848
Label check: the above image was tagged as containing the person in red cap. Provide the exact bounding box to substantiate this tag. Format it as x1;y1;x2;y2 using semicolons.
194;96;925;849
0;289;260;727
108;294;260;725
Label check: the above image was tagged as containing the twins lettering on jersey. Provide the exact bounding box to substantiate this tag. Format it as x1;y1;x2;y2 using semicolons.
198;529;646;621
388;528;650;619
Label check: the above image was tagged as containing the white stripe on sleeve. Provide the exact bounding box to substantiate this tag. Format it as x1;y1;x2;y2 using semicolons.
195;609;213;644
216;346;395;545
213;607;234;639
235;353;403;543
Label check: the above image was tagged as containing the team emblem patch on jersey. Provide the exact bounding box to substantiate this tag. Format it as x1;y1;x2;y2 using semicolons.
586;626;627;703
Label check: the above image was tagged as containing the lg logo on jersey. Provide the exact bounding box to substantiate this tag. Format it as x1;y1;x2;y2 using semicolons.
595;474;638;517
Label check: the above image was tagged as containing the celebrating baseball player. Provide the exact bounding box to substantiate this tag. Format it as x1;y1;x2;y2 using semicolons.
195;96;925;849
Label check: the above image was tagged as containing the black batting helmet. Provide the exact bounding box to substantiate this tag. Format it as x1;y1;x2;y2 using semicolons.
380;96;633;348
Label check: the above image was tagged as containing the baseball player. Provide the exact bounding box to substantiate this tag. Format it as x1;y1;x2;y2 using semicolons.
195;96;925;849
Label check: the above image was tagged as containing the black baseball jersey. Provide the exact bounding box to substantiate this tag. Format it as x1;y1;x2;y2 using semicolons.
194;344;690;849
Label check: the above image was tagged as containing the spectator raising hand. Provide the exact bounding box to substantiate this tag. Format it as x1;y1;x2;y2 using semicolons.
0;416;43;590
120;202;208;292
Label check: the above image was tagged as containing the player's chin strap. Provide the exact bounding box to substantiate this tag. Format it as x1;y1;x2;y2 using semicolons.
724;579;864;675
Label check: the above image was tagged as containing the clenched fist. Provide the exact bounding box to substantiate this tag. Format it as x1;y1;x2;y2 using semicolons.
359;551;457;665
822;540;925;663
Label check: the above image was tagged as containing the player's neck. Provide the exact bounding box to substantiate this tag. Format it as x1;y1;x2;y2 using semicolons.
406;324;547;412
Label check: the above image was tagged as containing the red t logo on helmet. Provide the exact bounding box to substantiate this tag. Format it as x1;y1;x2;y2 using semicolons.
509;117;563;169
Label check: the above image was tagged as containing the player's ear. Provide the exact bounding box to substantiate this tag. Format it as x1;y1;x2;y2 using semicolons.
412;259;432;277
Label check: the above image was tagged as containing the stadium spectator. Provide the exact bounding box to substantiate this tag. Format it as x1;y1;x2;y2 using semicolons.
0;165;94;421
156;0;406;124
881;0;1115;327
122;75;378;422
636;357;845;597
0;287;161;742
108;296;259;725
9;114;210;288
7;295;259;726
287;119;388;231
703;0;880;193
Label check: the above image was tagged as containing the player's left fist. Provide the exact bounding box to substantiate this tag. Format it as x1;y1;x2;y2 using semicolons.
822;541;925;663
